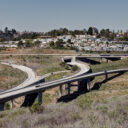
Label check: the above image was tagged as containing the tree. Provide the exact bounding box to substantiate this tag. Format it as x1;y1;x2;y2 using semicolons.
18;41;24;48
25;40;33;48
87;27;93;35
12;29;17;34
0;38;5;42
100;29;110;38
100;29;106;36
105;29;110;38
55;39;63;48
62;28;68;35
106;42;109;47
49;41;55;48
31;33;39;39
67;39;71;44
34;40;41;47
110;30;115;40
122;33;128;41
75;48;79;53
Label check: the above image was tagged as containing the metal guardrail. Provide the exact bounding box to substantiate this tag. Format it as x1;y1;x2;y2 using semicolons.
0;68;128;103
0;71;70;95
37;68;128;89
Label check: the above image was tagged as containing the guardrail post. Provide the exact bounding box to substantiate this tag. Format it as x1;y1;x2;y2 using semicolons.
87;79;90;91
68;83;71;96
38;92;43;104
10;100;13;109
0;102;5;111
59;85;63;97
105;70;108;80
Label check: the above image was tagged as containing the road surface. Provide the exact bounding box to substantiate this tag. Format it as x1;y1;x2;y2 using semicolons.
1;62;38;90
0;56;90;94
0;68;128;103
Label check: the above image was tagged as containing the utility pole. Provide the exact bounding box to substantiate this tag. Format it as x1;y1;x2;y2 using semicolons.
8;63;11;88
8;66;10;88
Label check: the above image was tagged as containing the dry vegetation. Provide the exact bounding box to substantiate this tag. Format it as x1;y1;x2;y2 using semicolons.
0;93;128;128
0;55;67;76
0;57;128;128
0;55;73;107
0;64;26;91
0;48;76;54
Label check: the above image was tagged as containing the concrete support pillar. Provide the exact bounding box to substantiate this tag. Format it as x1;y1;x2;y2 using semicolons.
10;100;13;109
64;84;66;91
100;57;103;63
72;56;76;62
106;59;109;63
78;81;80;92
87;79;90;91
38;92;43;104
68;83;71;96
63;84;67;95
59;85;63;97
0;102;5;111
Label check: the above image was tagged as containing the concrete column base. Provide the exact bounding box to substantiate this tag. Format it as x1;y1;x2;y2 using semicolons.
59;85;63;97
105;71;108;80
78;81;80;92
100;58;103;63
0;102;5;111
64;84;66;91
68;83;71;96
87;79;90;91
10;100;13;109
106;59;108;63
38;92;43;104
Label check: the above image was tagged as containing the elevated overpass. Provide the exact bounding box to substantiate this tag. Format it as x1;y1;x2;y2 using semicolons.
0;55;128;111
0;56;90;110
0;68;128;109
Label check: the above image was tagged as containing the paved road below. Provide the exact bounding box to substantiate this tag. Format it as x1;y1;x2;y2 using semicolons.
1;62;38;90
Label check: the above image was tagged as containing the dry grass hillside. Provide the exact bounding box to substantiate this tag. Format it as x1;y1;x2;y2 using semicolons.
0;55;73;107
0;55;67;76
0;64;26;91
0;58;128;128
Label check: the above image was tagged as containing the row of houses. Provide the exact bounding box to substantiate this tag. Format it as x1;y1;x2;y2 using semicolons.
0;34;128;51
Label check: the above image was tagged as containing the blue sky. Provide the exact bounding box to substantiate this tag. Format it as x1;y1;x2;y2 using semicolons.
0;0;127;32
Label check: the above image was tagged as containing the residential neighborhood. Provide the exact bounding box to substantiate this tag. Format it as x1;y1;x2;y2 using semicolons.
0;28;128;52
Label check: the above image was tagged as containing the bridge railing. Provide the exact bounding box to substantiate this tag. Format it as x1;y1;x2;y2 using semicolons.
0;68;128;103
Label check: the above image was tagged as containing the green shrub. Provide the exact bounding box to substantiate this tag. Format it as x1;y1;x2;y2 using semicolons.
71;65;78;71
4;102;10;110
65;65;70;70
29;103;44;113
76;94;93;109
60;62;65;67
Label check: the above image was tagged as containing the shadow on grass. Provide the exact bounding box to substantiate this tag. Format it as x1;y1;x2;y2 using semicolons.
57;72;125;103
76;58;101;65
57;90;86;103
91;72;125;91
